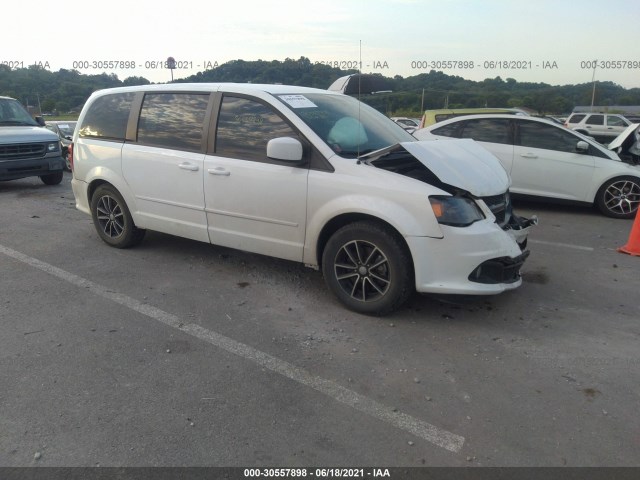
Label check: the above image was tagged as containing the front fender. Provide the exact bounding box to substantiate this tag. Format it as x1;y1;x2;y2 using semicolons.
303;192;444;266
586;169;640;203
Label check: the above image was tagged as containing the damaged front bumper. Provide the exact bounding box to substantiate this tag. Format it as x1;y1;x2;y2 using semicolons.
480;191;537;250
408;216;534;295
504;214;538;249
468;250;530;284
407;201;538;295
472;206;537;285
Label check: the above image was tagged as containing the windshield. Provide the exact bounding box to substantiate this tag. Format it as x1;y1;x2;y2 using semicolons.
275;93;415;158
57;122;77;137
0;98;39;126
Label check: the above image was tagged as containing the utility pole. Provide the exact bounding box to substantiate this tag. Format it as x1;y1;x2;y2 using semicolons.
590;62;597;111
167;57;176;82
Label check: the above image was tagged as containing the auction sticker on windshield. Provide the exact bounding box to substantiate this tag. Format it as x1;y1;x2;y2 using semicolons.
278;95;317;108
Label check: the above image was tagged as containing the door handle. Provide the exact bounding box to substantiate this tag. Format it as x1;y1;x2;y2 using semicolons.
179;162;199;171
208;167;230;176
520;153;538;158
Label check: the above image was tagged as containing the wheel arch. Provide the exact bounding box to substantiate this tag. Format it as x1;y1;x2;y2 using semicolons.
315;213;414;275
89;182;146;248
86;176;141;225
87;178;111;205
594;174;640;218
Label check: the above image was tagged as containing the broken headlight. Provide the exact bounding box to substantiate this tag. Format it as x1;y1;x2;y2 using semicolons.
429;195;485;227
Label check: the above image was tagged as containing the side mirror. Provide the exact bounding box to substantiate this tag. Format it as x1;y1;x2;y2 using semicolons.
35;116;46;126
576;140;589;153
267;137;303;162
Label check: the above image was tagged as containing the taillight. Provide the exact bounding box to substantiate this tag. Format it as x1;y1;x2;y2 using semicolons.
68;143;74;171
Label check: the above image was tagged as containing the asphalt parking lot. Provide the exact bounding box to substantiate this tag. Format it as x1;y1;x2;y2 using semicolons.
1;172;639;468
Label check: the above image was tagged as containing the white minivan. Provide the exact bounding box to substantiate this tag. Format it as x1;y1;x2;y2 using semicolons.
71;83;534;314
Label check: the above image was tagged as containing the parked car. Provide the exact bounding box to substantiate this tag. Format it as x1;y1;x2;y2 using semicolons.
418;108;528;129
0;96;65;185
535;115;564;125
564;113;631;143
609;123;640;165
414;115;640;218
45;120;77;171
328;73;394;95
72;84;535;315
390;117;421;133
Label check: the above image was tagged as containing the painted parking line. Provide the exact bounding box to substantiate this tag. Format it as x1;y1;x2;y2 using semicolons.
0;243;465;454
529;239;595;252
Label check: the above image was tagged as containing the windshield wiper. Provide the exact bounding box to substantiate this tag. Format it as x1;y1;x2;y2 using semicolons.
358;147;408;164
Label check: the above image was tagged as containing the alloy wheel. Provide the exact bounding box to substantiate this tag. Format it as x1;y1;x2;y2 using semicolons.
603;179;640;217
333;239;391;303
96;195;125;239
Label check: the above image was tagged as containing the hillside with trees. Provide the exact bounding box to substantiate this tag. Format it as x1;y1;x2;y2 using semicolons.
2;57;639;116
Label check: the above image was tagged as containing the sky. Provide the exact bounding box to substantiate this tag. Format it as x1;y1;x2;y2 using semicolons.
3;0;640;88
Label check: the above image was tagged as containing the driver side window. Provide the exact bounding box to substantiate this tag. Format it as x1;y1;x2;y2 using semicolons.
517;121;580;153
215;96;300;163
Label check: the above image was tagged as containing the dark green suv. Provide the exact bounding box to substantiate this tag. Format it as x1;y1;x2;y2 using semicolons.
0;96;65;184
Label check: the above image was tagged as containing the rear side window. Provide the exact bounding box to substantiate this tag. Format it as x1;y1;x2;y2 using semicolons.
586;115;604;125
79;92;135;140
459;119;512;145
137;93;209;152
430;122;461;138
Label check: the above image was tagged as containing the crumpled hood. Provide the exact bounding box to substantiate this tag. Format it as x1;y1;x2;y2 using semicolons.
398;139;510;197
0;126;59;143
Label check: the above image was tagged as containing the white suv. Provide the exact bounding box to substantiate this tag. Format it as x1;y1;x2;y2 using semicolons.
71;83;534;314
564;113;631;142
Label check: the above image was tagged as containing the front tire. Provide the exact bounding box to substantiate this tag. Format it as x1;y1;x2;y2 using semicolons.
90;184;146;248
322;221;413;315
40;171;63;185
595;176;640;219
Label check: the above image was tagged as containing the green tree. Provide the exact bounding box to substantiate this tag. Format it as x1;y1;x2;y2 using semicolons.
123;76;151;86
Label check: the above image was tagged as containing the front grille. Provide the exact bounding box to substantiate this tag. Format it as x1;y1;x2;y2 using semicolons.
481;192;510;227
0;143;47;160
8;165;42;172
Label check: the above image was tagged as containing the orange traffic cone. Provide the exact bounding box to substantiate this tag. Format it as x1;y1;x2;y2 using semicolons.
618;209;640;256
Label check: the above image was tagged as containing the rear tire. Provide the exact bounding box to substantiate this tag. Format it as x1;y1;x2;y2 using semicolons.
322;221;413;315
90;184;146;248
